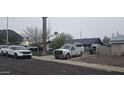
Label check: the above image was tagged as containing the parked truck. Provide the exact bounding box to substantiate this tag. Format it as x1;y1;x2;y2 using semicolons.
53;44;84;59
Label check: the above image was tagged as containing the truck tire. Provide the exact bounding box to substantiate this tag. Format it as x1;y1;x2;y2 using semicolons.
55;56;58;59
79;52;83;56
65;53;70;60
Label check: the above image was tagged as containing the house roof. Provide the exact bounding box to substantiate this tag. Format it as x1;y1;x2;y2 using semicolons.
110;34;124;44
65;38;102;45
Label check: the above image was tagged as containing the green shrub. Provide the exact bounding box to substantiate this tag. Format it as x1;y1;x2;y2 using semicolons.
50;33;73;49
32;51;42;56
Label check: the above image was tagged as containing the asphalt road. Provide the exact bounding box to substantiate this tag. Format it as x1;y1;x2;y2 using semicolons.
0;56;123;75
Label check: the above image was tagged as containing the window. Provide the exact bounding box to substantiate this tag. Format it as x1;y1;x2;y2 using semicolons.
71;46;75;50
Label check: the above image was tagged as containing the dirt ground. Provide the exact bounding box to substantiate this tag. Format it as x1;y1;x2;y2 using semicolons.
71;54;124;67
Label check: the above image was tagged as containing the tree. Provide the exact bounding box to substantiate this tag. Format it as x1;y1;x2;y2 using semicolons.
103;36;110;44
50;32;73;49
23;25;53;52
0;29;23;44
23;27;42;52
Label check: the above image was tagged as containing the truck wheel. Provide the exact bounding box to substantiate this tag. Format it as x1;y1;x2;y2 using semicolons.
80;52;83;56
65;54;70;59
55;56;58;59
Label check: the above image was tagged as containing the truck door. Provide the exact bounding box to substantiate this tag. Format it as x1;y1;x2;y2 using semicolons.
71;46;77;56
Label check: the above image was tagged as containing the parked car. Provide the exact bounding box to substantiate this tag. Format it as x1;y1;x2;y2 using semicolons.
0;45;9;56
6;45;32;59
53;44;83;59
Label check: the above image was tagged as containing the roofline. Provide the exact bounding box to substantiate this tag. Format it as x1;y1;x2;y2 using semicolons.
67;38;101;40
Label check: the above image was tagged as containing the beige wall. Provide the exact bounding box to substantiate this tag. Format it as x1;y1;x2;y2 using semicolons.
98;46;112;55
99;43;124;56
112;44;124;56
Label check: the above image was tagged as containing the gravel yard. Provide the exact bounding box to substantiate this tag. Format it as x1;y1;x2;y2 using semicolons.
71;54;124;67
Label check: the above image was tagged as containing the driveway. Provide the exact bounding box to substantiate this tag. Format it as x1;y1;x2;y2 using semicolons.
71;54;124;67
33;55;124;73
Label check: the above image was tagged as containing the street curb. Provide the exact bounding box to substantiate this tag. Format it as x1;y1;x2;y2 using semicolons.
33;56;124;73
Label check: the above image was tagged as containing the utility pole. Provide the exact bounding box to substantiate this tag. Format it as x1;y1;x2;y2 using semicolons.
6;17;9;44
42;17;47;56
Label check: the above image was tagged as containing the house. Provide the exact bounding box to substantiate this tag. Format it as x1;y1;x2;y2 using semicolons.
110;34;124;56
21;37;32;46
99;34;124;56
65;38;102;48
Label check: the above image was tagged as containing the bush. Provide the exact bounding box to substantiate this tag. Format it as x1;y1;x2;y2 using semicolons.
32;51;42;56
47;51;53;55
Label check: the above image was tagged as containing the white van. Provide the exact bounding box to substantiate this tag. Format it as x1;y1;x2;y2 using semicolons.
90;44;99;53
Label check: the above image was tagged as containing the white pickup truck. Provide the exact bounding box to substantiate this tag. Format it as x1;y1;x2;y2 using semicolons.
54;44;84;59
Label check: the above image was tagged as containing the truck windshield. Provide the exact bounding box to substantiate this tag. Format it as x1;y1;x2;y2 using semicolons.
76;44;82;47
61;45;71;49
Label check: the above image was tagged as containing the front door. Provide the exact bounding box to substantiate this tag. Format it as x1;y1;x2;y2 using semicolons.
71;46;77;56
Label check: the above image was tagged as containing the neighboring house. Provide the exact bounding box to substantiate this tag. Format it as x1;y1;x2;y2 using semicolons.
110;34;124;56
65;38;102;48
99;34;124;56
21;37;32;46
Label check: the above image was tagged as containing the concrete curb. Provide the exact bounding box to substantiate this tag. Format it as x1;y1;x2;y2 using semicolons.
33;56;124;73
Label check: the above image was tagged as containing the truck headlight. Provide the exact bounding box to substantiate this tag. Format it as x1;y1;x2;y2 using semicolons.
18;51;23;54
